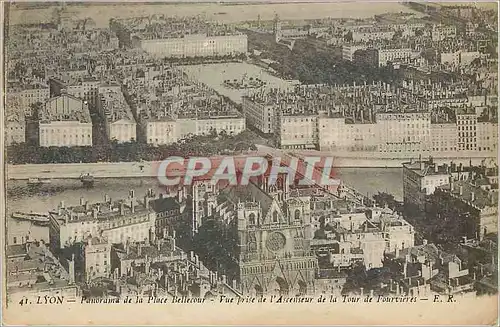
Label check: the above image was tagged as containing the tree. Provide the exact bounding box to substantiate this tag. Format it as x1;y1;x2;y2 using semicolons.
392;30;403;40
344;31;353;42
373;192;397;209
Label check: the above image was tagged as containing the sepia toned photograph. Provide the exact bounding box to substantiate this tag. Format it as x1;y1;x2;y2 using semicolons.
1;0;498;325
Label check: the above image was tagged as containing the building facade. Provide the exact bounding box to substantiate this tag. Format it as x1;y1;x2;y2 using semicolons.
403;159;451;211
242;96;276;134
376;112;431;154
38;94;93;147
5;113;26;145
48;191;157;250
278;115;318;149
97;86;137;143
430;122;458;153
84;237;112;281
139;34;248;58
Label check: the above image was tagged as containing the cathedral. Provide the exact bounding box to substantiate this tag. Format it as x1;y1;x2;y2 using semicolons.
190;169;319;296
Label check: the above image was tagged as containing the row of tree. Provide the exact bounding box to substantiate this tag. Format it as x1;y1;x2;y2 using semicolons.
7;130;259;165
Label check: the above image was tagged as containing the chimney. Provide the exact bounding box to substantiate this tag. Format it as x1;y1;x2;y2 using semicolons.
144;196;150;210
92;208;98;219
80;197;85;206
360;287;364;296
395;246;399;257
471;192;475;202
130;199;135;214
222;274;227;284
145;256;150;274
459;186;463;196
178;187;183;203
60;200;65;209
150;227;156;245
69;254;75;284
104;194;110;203
138;244;142;257
120;202;125;216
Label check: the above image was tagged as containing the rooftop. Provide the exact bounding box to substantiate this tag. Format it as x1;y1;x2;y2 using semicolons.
98;87;136;123
438;180;498;209
39;94;92;124
50;197;153;225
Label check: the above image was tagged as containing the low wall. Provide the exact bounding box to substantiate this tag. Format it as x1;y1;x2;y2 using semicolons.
7;152;496;180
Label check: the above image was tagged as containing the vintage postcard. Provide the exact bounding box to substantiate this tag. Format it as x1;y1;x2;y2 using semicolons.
1;0;498;325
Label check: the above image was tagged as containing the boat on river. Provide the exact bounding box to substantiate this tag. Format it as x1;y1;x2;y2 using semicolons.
27;178;52;186
80;173;95;187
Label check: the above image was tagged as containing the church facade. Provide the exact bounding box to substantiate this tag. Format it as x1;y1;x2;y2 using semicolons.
190;171;319;296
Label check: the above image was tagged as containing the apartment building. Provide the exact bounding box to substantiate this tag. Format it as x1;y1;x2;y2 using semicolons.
376;112;431;154
48;191;157;250
84;237;112;281
139;34;248;58
318;117;350;151
403;159;452;211
377;48;414;67
318;116;379;152
49;76;100;107
430;122;458;153
7;243;78;304
38;94;93;147
441;51;481;68
141;114;245;145
311;207;415;269
5;112;26;145
431;24;457;41
144;118;177;145
477;121;498;153
352;29;395;43
456;108;477;151
97;86;137;143
278;114;318;149
434;180;498;240
9;83;50;115
242;95;276;134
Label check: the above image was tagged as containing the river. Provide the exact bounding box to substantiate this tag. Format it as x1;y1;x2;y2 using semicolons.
6;168;402;214
9;3;422;27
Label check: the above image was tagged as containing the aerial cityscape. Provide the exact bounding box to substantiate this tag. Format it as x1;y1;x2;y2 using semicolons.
4;1;498;308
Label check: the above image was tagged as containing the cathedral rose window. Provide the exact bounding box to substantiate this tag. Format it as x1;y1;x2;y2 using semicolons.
266;232;286;251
